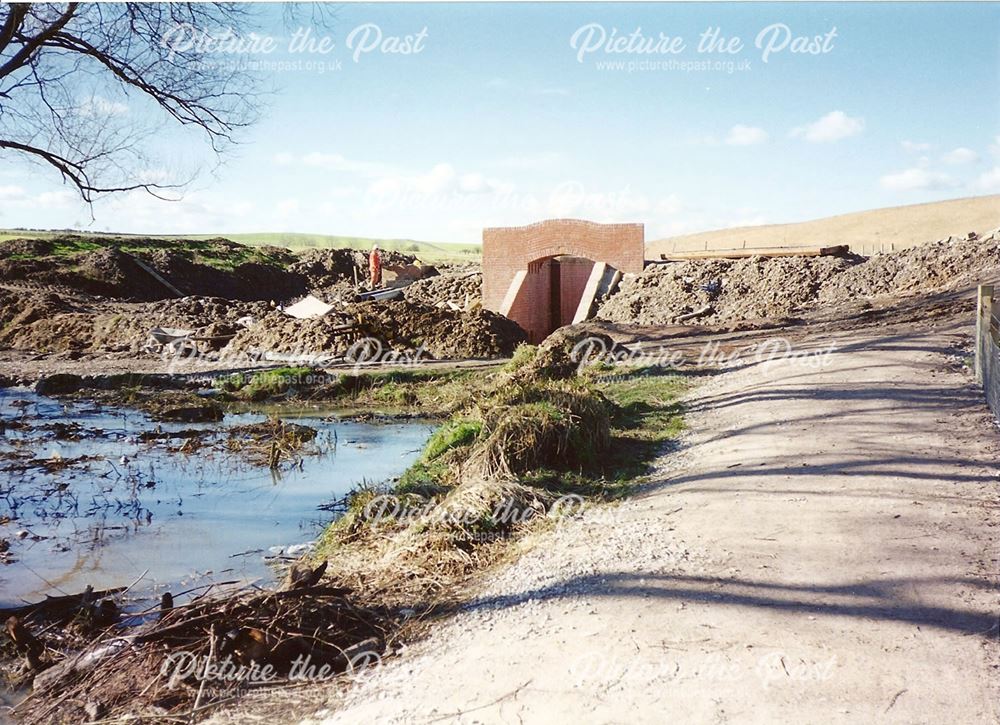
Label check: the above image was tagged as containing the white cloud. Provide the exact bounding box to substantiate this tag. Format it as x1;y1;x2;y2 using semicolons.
942;147;979;165
300;152;392;177
366;162;509;200
974;166;1000;193
98;191;255;233
990;135;1000;157
36;190;77;207
901;140;931;153
0;187;77;209
791;111;865;142
78;96;129;118
725;124;769;146
879;167;958;191
0;185;25;201
272;151;396;179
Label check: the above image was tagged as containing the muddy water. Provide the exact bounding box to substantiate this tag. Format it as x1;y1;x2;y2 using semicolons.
0;390;432;608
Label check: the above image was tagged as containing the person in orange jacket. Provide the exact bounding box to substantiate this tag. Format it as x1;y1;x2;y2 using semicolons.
369;244;382;288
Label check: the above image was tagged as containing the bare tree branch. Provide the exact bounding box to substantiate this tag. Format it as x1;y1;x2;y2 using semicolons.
0;2;266;201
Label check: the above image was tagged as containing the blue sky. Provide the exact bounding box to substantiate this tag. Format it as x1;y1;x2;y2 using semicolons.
1;2;998;242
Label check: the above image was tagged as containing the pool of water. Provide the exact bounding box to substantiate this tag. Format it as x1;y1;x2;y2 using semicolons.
0;389;433;608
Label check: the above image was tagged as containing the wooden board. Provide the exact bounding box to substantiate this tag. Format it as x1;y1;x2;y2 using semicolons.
659;244;850;262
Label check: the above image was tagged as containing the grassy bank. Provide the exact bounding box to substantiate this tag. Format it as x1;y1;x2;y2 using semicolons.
0;232;293;270
213;365;482;414
4;344;690;722
313;345;689;604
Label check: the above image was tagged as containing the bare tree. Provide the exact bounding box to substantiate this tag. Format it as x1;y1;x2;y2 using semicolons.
0;2;266;201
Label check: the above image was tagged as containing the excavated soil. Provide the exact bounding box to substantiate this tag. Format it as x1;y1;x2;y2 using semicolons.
598;230;1000;326
0;236;304;302
403;271;482;309
5;229;997;370
288;248;419;289
0;288;268;356
818;233;1000;301
0;237;513;365
224;300;525;360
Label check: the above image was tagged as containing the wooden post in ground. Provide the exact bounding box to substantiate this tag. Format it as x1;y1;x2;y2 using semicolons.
976;285;994;385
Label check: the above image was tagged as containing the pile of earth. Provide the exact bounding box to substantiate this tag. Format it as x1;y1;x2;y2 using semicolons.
288;248;424;288
0;289;267;355
597;255;855;326
0;236;306;302
223;299;526;360
403;271;482;309
818;230;1000;302
598;229;1000;327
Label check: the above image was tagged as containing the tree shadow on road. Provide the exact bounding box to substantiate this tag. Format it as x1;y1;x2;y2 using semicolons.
457;572;1000;637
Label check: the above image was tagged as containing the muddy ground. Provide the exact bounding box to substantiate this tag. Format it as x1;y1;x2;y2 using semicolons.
2;230;999;383
596;229;1000;326
0;236;521;371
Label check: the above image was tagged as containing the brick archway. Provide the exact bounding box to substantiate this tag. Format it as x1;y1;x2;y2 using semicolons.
482;219;644;342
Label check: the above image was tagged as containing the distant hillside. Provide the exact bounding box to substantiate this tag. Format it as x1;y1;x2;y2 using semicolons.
648;195;1000;258
0;229;481;264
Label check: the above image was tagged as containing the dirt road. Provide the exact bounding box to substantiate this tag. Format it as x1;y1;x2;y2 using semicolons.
290;317;1000;723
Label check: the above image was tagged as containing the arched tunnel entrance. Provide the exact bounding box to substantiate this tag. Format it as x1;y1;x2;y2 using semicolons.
482;220;645;343
511;255;602;342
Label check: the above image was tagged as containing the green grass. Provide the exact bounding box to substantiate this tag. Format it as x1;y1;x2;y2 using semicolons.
213;366;484;413
214;366;316;401
0;231;292;270
0;229;481;264
422;418;482;461
598;365;689;479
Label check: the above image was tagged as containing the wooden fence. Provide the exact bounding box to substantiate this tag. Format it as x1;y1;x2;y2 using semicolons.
976;284;1000;418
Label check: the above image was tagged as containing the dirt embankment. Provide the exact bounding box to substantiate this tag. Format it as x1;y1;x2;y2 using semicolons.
0;236;305;302
0;237;522;365
403;271;482;309
224;299;524;360
0;289;269;356
598;229;1000;326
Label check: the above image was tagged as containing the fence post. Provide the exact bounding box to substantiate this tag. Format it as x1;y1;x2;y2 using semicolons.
976;285;994;385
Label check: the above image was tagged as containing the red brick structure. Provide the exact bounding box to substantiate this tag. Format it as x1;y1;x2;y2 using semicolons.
482;219;645;342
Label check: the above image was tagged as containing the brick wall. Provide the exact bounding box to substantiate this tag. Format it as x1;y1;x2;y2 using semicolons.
482;219;644;342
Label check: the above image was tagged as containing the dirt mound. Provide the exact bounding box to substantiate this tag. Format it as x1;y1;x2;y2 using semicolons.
819;230;1000;302
224;300;526;360
288;248;420;289
0;238;55;257
507;327;621;382
140;248;305;302
598;255;855;326
77;247;161;298
0;235;307;302
404;272;482;308
358;300;525;359
0;291;267;355
287;248;364;287
598;229;1000;327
